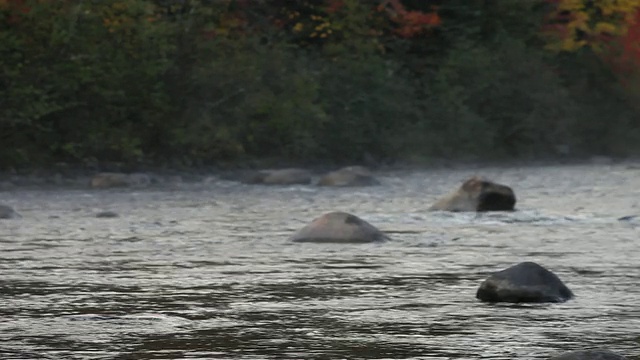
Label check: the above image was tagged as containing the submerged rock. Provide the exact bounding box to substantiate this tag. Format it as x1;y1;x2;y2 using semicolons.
290;211;390;243
548;350;627;360
90;172;151;189
476;261;573;303
241;168;312;185
317;166;380;187
0;204;20;219
617;215;638;222
96;211;119;218
429;176;516;212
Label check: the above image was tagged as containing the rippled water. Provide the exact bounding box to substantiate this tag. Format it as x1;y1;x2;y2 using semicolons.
1;163;640;359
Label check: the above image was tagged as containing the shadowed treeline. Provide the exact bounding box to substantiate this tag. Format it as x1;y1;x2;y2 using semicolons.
1;0;639;168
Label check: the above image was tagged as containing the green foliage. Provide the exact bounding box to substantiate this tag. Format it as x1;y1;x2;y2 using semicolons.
0;0;177;165
425;36;579;157
0;0;638;169
176;38;328;162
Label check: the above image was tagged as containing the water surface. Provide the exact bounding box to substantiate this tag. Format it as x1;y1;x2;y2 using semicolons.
1;164;640;359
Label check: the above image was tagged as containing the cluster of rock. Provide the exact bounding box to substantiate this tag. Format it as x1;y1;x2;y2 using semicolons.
86;166;380;189
235;166;380;187
90;172;154;189
284;172;625;359
289;211;573;303
287;210;625;359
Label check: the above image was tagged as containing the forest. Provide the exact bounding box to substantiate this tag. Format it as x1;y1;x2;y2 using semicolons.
1;0;640;169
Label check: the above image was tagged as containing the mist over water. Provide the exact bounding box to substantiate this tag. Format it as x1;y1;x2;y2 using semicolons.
1;164;640;359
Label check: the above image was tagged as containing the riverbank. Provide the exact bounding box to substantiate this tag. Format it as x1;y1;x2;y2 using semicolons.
1;155;638;191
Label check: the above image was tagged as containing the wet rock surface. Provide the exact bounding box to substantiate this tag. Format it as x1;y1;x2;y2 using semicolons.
290;211;390;243
429;176;516;212
238;168;313;185
90;172;152;189
476;261;574;303
317;166;380;187
95;211;119;218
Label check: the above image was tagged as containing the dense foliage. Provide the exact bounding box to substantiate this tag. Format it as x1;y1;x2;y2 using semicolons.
1;0;639;168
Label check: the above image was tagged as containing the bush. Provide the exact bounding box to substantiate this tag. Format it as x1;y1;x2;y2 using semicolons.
0;0;638;169
0;1;178;165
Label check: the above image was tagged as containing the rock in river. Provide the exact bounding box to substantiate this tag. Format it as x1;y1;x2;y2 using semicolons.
429;176;516;212
241;168;312;185
96;211;119;218
476;261;573;303
290;211;390;243
90;172;151;189
317;166;380;187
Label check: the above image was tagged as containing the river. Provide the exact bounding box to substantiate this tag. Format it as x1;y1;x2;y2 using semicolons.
1;163;639;359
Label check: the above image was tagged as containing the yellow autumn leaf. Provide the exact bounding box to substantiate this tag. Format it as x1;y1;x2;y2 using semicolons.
557;0;584;12
595;22;618;35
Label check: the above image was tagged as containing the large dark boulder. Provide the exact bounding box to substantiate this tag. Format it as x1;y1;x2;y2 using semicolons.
429;176;516;212
476;262;573;303
317;166;380;187
290;211;390;243
548;350;627;360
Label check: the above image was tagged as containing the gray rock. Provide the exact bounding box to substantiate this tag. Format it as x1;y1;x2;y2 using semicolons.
96;211;119;218
90;173;131;188
476;261;573;303
90;172;151;189
317;166;380;187
548;350;627;360
290;211;390;243
429;176;516;212
0;204;20;219
241;168;312;185
617;215;638;222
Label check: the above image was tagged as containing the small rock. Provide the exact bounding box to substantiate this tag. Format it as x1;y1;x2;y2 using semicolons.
290;211;390;243
429;176;516;212
617;215;638;222
0;204;20;219
476;261;573;303
90;173;131;189
96;211;119;218
317;166;380;187
548;349;627;360
90;172;151;189
241;168;312;185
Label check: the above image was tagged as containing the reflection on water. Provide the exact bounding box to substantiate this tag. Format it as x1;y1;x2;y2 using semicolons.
1;164;640;359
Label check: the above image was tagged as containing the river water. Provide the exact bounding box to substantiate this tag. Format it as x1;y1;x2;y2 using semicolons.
1;163;639;360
